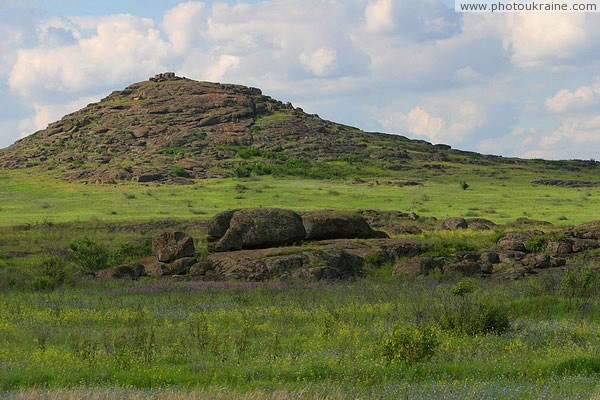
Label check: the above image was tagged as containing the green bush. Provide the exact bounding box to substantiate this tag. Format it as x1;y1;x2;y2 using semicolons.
525;235;548;253
560;268;599;299
439;299;511;336
30;256;72;290
169;165;187;177
69;237;111;274
380;325;440;363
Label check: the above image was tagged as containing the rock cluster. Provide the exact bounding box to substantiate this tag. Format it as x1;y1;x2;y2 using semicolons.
97;210;600;282
98;231;206;279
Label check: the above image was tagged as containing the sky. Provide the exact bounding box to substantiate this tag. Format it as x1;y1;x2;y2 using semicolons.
1;0;599;160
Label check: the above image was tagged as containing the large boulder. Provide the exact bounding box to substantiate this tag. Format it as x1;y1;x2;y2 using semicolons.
152;231;195;263
207;209;239;242
302;211;388;240
214;208;306;252
208;248;363;281
97;262;145;279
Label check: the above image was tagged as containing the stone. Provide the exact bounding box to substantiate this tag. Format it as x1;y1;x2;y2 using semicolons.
497;230;545;252
189;261;214;276
152;231;195;263
138;256;170;277
466;218;497;230
572;239;599;253
444;260;482;276
302;211;388;240
480;252;500;264
442;217;468;230
207;209;239;242
522;254;551;269
548;240;573;255
97;262;145;279
215;208;306;252
169;257;197;275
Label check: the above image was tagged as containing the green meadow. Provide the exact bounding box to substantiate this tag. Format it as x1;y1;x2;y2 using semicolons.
0;166;598;227
0;165;599;399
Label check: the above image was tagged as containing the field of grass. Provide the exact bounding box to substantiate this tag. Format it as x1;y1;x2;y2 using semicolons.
0;164;599;398
0;166;598;227
0;275;598;399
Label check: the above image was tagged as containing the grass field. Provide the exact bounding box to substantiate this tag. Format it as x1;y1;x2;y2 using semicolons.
0;167;598;227
0;276;598;399
0;166;599;399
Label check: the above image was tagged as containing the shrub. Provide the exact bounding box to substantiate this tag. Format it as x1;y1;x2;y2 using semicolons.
169;165;187;177
560;268;599;299
380;325;439;363
69;237;111;274
30;256;72;290
525;235;548;253
451;278;475;296
460;181;469;190
439;299;511;336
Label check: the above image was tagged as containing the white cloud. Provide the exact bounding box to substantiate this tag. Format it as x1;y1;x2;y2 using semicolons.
9;14;172;98
162;1;206;53
203;54;241;82
365;0;395;32
300;47;338;77
371;99;486;144
546;78;600;112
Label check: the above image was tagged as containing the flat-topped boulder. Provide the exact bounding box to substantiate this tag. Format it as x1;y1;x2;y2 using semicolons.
207;238;422;281
212;208;306;252
302;210;389;240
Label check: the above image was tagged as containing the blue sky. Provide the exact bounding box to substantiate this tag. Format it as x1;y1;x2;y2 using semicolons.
1;0;599;159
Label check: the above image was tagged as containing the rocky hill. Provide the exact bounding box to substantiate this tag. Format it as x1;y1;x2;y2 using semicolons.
0;73;596;184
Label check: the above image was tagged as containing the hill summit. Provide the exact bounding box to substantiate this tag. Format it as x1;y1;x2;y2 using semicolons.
0;73;592;184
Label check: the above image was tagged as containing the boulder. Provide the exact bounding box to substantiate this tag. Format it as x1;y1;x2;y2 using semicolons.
444;260;482;276
548;240;573;255
138;256;170;277
565;221;600;240
189;261;214;277
170;257;197;275
214;208;306;252
442;217;468;230
302;211;388;240
152;231;195;262
551;257;567;268
97;262;145;279
208;248;363;281
572;239;599;253
466;218;497;230
497;230;545;252
480;252;500;264
207;209;239;242
522;254;551;269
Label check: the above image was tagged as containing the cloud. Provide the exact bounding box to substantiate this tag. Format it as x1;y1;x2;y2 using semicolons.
364;0;461;40
370;99;486;144
162;1;206;53
9;14;172;98
204;54;241;81
546;78;600;112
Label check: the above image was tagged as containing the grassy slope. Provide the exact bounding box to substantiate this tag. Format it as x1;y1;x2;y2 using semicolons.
0;165;598;227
